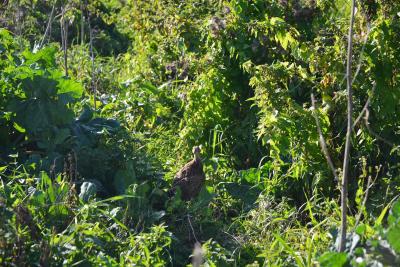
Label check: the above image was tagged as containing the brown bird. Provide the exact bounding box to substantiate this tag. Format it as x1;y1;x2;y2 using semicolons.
170;146;205;201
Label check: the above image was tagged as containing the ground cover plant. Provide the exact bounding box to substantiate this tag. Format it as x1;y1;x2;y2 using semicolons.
0;0;400;266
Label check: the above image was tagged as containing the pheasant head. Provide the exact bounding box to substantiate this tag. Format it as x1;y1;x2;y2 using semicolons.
192;146;201;161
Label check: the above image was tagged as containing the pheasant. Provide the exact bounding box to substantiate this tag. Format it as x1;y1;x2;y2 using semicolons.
170;146;205;201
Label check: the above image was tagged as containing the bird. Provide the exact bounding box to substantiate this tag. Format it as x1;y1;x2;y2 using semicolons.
170;146;205;201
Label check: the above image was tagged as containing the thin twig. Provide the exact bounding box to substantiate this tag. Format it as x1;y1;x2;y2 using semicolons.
39;4;55;48
223;231;243;246
352;97;370;129
339;0;356;252
355;165;380;227
80;2;85;45
338;16;372;88
349;81;394;146
187;214;199;243
60;6;68;76
337;83;375;138
351;28;372;85
311;93;339;183
352;83;375;130
88;11;97;111
364;108;395;147
354;175;372;227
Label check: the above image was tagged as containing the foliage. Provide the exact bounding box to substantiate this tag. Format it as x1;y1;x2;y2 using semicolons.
0;0;400;266
0;169;172;266
0;30;159;197
319;199;400;267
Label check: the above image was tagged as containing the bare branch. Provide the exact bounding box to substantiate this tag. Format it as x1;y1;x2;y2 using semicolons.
88;10;97;111
353;97;370;129
311;93;339;183
80;2;85;45
338;6;372;88
352;83;395;147
364;108;395;147
339;0;356;252
351;27;372;85
60;6;68;76
352;83;375;130
39;4;55;49
187;214;199;243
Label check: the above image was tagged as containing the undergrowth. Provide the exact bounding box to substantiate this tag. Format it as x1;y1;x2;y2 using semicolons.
1;0;400;266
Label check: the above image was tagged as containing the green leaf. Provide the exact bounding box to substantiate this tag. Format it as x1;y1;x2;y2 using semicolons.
355;224;366;236
98;194;139;203
23;45;57;68
77;107;94;122
98;208;128;231
390;200;400;219
239;168;260;184
41;172;55;203
79;182;97;202
387;224;400;254
273;233;305;267
151;210;166;221
13;122;26;133
191;186;214;211
57;78;83;99
112;162;136;194
318;252;348;267
224;182;260;211
375;203;391;227
30;189;46;206
54;128;71;145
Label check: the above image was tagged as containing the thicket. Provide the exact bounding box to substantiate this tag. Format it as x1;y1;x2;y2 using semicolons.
0;0;400;266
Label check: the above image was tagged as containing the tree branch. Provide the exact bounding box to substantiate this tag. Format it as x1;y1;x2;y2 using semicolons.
311;93;339;183
339;5;372;89
339;0;356;252
352;83;375;130
39;4;55;49
364;108;395;147
60;6;68;77
88;9;97;111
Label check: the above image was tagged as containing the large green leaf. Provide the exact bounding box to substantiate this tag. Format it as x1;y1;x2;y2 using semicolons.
113;162;137;194
79;182;97;202
387;224;400;254
224;182;260;210
22;46;57;68
318;252;348;267
57;78;83;99
387;200;400;253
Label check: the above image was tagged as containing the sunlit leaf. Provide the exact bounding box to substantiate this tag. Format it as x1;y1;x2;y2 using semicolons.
319;252;348;267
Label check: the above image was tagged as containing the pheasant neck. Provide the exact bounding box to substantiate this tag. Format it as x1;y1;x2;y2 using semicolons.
193;153;201;163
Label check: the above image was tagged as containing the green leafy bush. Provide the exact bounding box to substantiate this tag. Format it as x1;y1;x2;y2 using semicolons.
1;0;400;265
0;29;161;197
319;200;400;267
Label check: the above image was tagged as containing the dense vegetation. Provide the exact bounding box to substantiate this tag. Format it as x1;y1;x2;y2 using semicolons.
1;0;400;266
